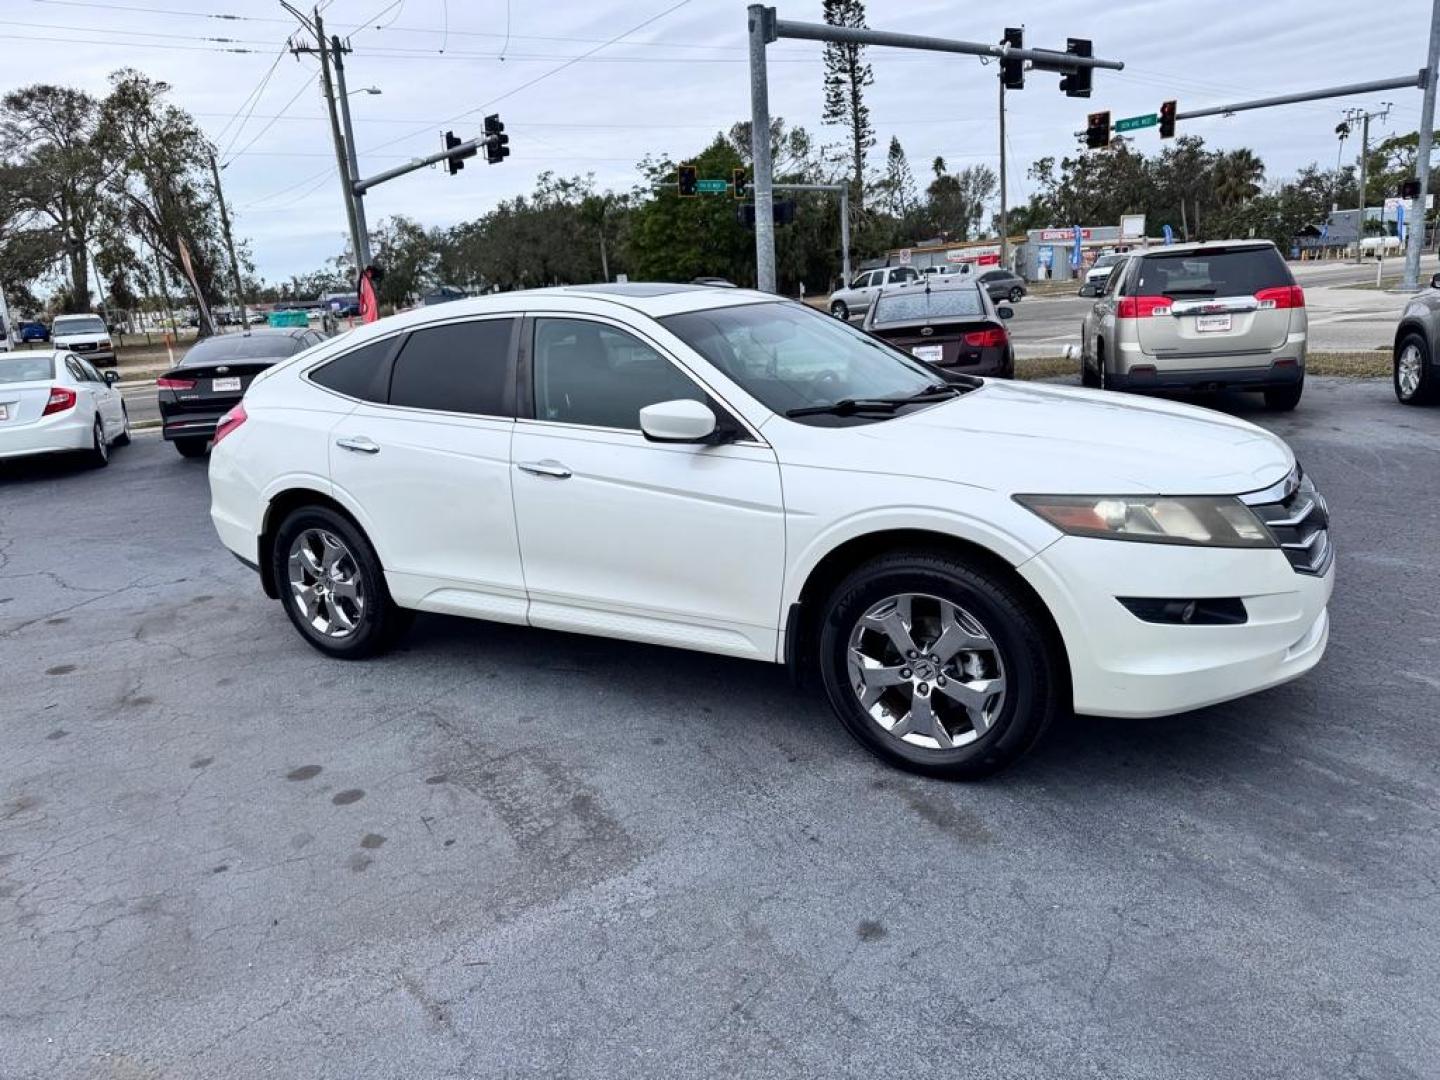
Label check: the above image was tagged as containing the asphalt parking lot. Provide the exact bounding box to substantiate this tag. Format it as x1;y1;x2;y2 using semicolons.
3;377;1438;1079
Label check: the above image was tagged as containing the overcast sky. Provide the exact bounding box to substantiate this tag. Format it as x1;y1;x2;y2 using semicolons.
6;0;1432;281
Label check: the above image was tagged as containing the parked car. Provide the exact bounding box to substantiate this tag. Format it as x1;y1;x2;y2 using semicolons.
978;269;1027;304
1079;252;1127;297
921;265;972;281
0;350;129;465
1391;270;1440;405
828;265;922;320
1078;240;1307;411
209;284;1332;780
691;277;738;288
862;278;1014;378
50;313;115;367
159;327;328;458
19;321;50;343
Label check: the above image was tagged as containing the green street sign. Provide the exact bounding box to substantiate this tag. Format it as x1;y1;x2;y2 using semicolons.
1114;113;1158;133
695;179;729;193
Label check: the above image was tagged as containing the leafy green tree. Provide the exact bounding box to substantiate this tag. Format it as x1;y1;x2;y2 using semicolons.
628;136;754;286
875;136;917;218
919;157;997;241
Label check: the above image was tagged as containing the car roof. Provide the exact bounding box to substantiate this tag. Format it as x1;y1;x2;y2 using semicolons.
1131;240;1277;258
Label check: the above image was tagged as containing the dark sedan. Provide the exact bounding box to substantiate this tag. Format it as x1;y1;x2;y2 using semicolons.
978;268;1027;303
157;327;327;457
862;278;1014;378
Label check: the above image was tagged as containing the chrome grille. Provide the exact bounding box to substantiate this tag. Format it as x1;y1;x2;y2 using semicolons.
1240;467;1331;575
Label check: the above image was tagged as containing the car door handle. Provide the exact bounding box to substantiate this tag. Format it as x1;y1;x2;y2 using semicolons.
517;459;572;479
336;435;380;454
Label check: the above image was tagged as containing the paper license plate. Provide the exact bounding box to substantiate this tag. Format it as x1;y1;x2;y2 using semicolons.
211;377;241;392
912;344;944;363
1195;313;1232;333
0;403;8;421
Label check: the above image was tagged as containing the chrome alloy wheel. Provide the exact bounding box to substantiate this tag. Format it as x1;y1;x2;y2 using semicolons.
1398;342;1424;399
288;529;365;639
847;592;1007;751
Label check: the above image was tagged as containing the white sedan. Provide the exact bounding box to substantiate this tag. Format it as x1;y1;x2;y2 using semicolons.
208;284;1333;778
0;350;130;465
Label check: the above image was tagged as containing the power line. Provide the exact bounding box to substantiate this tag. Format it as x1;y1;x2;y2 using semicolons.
221;77;315;166
4;32;261;53
215;43;290;158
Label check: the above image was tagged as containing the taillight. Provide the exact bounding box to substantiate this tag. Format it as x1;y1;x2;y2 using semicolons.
42;386;77;416
156;375;197;390
212;402;247;448
1255;285;1304;310
963;328;1008;348
1115;296;1173;319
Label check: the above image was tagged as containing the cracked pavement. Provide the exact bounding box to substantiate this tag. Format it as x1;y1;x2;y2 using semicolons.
2;378;1438;1079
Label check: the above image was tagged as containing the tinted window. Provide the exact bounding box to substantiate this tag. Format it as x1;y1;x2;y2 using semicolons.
1;355;57;383
389;319;513;416
310;338;394;402
873;286;985;324
891;267;919;283
78;358;104;382
184;334;308;364
532;318;704;430
1131;247;1292;297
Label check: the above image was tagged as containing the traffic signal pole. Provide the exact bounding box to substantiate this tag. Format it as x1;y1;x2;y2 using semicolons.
1403;0;1440;291
746;4;1122;293
998;77;1008;270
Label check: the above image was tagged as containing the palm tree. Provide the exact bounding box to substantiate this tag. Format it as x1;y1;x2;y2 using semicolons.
1213;149;1265;207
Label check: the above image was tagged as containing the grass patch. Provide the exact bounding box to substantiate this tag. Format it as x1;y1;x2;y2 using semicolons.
1016;356;1076;380
1015;351;1389;382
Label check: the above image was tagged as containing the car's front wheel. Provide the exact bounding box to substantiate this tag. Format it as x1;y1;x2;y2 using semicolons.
272;505;407;659
1008;286;1024;303
817;551;1064;779
115;404;131;446
1395;332;1437;405
830;301;849;320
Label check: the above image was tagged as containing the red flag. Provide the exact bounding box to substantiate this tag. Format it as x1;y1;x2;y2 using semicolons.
358;268;379;324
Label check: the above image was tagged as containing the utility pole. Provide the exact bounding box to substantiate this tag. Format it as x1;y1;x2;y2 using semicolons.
1346;104;1391;264
330;33;373;268
747;5;777;293
1403;0;1440;290
999;77;1008;270
286;3;364;277
208;149;249;328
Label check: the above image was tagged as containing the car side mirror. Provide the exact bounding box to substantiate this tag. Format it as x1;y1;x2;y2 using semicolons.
996;305;1014;320
639;399;718;443
103;369;120;385
1430;271;1440;289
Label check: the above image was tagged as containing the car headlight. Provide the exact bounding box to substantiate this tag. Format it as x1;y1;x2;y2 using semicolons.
1014;494;1275;548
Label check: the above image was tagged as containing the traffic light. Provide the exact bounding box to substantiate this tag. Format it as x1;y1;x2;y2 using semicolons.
1159;99;1177;139
443;130;465;175
733;167;749;200
678;163;698;197
483;114;509;165
1059;37;1092;98
1085;110;1111;150
1401;177;1422;199
1000;27;1024;90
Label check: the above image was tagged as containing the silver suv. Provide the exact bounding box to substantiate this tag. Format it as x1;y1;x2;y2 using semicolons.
1079;241;1307;410
829;265;921;321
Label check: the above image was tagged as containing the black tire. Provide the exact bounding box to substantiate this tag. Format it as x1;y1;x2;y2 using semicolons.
1094;341;1109;391
271;504;407;659
87;419;110;468
830;301;849;320
1008;286;1024;303
816;550;1065;780
1080;332;1101;388
1263;377;1304;411
114;404;131;446
1394;332;1438;405
174;437;209;458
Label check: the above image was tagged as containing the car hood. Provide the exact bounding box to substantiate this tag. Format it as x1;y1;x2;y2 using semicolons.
776;379;1294;496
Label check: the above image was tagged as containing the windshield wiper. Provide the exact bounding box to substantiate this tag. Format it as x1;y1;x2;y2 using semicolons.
785;383;958;418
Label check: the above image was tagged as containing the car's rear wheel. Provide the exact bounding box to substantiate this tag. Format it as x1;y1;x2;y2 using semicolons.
817;551;1064;779
87;419;109;468
1394;332;1437;405
1263;378;1304;411
1080;333;1101;388
1008;286;1024;303
272;505;406;659
174;437;209;458
830;301;849;320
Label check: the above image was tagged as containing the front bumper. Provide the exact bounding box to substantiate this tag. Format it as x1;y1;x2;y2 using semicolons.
1019;536;1333;718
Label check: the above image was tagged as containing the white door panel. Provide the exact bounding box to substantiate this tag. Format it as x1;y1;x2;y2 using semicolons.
330;405;525;611
510;423;785;659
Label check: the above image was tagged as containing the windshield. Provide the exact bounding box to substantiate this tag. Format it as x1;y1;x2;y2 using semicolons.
661;301;940;416
873;287;984;324
54;316;106;336
0;355;57;383
1132;247;1291;297
1094;254;1123;269
181;334;307;365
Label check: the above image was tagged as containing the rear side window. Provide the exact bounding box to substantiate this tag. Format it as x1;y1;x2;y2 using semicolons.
388;319;514;416
1132;247;1292;297
310;338;393;402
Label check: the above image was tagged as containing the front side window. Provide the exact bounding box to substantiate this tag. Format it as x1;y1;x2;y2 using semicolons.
1103;260;1128;297
389;319;514;416
532;318;705;430
661;301;941;417
850;271;874;290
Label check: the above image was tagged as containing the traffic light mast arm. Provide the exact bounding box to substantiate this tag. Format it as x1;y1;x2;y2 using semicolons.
353;132;502;194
